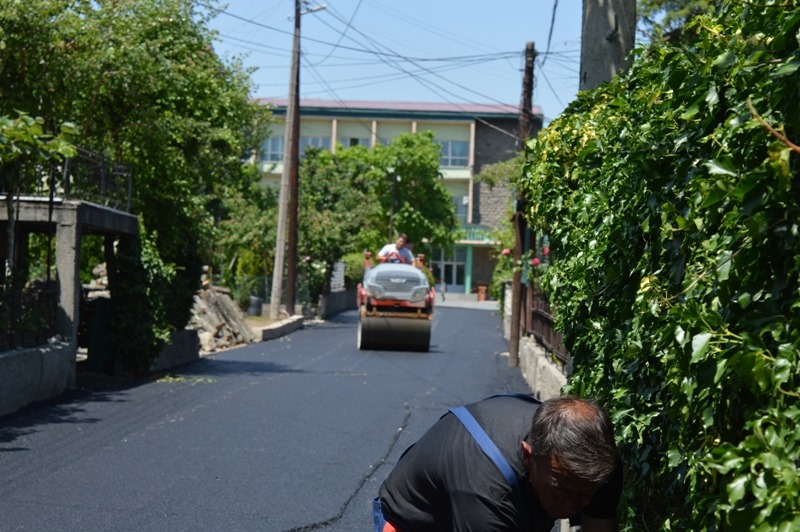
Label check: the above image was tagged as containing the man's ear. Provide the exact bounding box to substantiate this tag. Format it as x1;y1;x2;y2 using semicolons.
521;440;533;460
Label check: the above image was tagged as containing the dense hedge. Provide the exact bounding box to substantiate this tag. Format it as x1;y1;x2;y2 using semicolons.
519;2;798;530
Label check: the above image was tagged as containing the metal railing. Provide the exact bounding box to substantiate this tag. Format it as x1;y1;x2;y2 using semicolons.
528;290;569;365
3;147;134;212
60;147;134;211
526;288;570;369
0;284;58;351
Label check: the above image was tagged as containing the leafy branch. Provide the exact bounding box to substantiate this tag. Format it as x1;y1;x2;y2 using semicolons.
747;98;800;154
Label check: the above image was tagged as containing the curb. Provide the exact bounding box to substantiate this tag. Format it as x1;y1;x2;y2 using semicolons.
253;315;305;341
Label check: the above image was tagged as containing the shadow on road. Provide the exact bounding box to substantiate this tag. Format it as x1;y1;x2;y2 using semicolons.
181;357;305;377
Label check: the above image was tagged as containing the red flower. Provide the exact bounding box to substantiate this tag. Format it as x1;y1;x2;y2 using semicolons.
531;257;540;266
543;246;550;256
501;248;511;256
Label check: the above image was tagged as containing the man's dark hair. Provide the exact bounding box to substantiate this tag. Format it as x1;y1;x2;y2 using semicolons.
525;395;619;484
397;232;409;243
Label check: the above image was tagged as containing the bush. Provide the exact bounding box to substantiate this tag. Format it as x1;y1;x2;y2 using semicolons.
342;252;367;289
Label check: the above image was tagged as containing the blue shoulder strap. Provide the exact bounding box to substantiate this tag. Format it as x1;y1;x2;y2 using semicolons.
448;394;539;506
449;406;519;490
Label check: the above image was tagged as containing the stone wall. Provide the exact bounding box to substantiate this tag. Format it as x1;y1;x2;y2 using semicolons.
472;181;513;229
473;118;518;174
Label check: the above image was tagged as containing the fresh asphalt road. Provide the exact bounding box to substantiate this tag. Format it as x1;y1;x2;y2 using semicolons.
1;303;531;531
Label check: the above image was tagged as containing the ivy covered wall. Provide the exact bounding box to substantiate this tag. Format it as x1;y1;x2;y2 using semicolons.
519;3;799;530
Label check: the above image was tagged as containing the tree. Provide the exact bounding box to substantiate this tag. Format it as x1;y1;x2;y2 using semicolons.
296;145;380;303
0;0;270;370
369;131;458;255
214;162;279;303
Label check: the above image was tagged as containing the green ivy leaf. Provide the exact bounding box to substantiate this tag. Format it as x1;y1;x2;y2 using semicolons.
728;475;748;505
773;58;800;77
691;332;712;363
716;250;732;281
705;157;738;176
713;50;736;68
714;358;728;383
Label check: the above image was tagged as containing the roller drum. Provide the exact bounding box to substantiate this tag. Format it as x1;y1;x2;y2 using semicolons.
358;314;431;352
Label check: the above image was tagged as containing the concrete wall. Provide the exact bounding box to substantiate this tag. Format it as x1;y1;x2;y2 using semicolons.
150;329;200;372
319;288;357;319
0;340;74;418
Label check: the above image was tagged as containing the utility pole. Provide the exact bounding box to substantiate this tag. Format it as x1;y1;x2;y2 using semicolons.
518;41;536;149
269;0;301;320
580;0;636;91
284;0;301;317
509;41;536;368
269;1;325;319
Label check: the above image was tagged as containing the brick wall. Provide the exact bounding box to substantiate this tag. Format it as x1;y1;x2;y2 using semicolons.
472;182;512;229
473;118;518;174
472;118;519;230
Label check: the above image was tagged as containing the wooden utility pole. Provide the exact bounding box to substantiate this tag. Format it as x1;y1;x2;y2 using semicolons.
580;0;636;91
270;0;301;319
509;41;536;368
285;0;301;317
518;41;536;149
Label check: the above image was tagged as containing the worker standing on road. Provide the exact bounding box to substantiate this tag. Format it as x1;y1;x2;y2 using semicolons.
378;233;415;265
374;395;623;532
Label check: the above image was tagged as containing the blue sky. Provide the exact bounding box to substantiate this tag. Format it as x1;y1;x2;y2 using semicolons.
202;0;584;124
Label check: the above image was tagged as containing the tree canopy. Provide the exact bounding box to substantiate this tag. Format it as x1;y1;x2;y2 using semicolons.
1;0;270;369
370;131;458;253
295;133;458;302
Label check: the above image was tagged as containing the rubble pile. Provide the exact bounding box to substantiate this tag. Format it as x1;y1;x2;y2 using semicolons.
187;287;258;353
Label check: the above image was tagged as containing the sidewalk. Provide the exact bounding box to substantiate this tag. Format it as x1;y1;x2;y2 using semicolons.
435;293;499;311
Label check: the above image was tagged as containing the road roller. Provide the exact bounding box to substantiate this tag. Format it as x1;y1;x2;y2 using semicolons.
357;258;434;352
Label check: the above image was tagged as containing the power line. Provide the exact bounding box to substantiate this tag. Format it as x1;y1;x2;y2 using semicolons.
311;0;363;65
312;9;522;140
199;1;519;64
201;0;578;121
541;0;560;68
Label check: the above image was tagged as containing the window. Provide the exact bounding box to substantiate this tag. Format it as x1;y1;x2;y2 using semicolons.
439;140;469;167
261;136;284;162
453;197;468;226
300;136;331;155
339;137;370;148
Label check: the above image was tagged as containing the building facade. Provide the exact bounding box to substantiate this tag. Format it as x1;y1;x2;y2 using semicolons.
256;98;542;296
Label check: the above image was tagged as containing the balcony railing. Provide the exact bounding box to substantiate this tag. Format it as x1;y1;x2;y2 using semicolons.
4;147;134;212
60;147;134;211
